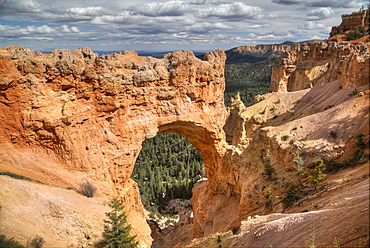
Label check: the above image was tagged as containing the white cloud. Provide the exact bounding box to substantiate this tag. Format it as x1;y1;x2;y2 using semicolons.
298;21;326;30
68;6;107;16
129;0;189;16
0;24;82;40
70;26;80;33
306;7;334;20
199;2;263;20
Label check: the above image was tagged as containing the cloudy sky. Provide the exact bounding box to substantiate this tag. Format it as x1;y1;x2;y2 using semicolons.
0;0;367;52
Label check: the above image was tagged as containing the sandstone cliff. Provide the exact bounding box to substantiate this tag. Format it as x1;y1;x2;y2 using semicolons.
269;41;370;92
331;8;370;34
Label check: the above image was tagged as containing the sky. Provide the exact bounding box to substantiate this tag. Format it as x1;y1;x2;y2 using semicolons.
0;0;368;52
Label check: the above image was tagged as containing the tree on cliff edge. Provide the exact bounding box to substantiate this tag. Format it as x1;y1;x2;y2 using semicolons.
102;198;139;248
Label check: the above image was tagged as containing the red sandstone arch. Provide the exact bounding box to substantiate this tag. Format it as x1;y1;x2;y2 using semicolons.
0;46;227;246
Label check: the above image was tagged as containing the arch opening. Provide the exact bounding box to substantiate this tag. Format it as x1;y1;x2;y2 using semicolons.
131;133;205;216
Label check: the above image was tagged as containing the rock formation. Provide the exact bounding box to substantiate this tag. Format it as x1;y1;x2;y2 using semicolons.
269;41;370;92
331;8;370;34
0;46;227;246
231;44;291;53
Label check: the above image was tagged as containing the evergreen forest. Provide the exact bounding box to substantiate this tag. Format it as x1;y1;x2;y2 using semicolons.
131;134;203;213
224;57;278;106
132;52;278;214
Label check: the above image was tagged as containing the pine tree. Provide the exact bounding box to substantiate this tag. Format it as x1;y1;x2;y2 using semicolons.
103;198;139;248
308;160;326;190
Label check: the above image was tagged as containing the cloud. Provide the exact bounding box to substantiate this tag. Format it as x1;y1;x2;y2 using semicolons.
298;21;326;30
0;0;366;51
272;0;363;8
272;0;302;5
199;2;263;20
184;22;231;34
305;0;362;8
0;0;41;14
0;0;112;24
129;0;189;16
306;7;334;20
0;24;82;40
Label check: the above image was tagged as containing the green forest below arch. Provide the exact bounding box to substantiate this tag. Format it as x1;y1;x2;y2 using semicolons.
131;134;204;213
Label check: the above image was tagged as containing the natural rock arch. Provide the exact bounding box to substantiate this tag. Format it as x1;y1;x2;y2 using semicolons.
0;46;228;246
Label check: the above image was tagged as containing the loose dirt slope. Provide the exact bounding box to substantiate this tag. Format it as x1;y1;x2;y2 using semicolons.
0;175;111;247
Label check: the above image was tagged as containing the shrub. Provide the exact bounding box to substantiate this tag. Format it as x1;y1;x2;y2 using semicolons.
355;134;366;149
260;149;276;180
324;105;334;110
264;188;272;199
352;134;368;164
308;160;326;190
353;148;365;163
284;183;299;208
325;159;343;173
78;178;97;198
27;235;45;248
0;235;24;248
329;130;337;139
349;88;359;96
282;135;290;141
0;172;43;184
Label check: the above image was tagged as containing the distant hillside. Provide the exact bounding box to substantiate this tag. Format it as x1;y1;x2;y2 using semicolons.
225;43;291;64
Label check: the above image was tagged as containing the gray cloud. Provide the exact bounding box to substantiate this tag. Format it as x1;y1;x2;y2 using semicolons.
272;0;362;8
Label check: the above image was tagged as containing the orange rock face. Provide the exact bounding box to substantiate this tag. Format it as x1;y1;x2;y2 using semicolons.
0;46;227;246
270;41;370;92
331;8;370;34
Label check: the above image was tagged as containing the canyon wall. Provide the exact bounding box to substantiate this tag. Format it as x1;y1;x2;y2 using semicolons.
269;41;370;92
331;8;370;33
0;46;227;246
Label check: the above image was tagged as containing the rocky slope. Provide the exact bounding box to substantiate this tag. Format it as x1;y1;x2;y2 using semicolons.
269;40;369;92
